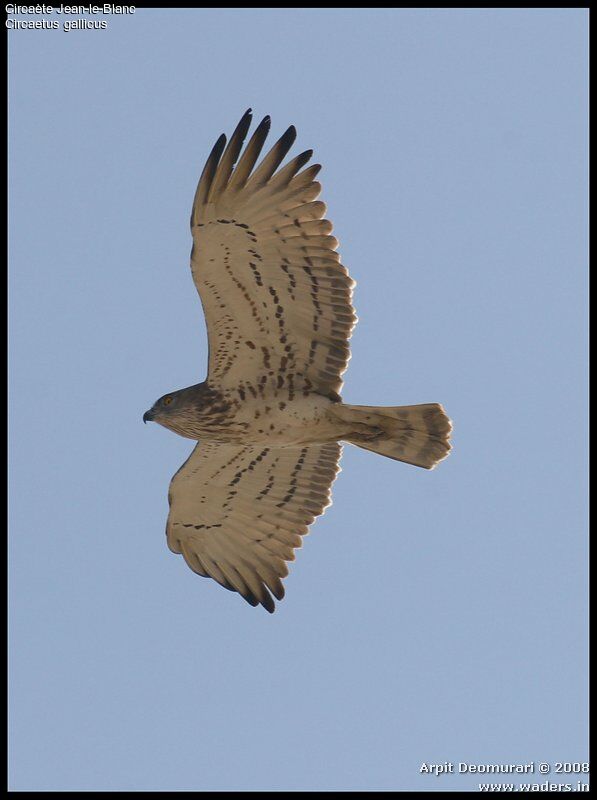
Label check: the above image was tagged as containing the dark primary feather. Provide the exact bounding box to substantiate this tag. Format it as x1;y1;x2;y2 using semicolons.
245;124;297;189
227;114;272;191
191;132;227;225
208;108;253;202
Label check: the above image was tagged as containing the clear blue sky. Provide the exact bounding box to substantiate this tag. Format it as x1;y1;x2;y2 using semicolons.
9;8;588;792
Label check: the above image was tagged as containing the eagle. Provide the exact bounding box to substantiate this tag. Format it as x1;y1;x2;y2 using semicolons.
143;109;452;612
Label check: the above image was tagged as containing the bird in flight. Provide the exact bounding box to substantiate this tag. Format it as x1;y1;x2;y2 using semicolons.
144;109;452;612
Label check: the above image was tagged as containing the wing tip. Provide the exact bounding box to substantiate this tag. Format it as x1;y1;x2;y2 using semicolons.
280;124;297;149
237;108;253;128
262;599;276;614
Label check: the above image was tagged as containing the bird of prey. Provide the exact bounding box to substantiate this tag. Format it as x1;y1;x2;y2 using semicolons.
144;109;452;612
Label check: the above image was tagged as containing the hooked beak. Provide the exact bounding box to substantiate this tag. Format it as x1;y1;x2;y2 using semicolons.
143;409;155;424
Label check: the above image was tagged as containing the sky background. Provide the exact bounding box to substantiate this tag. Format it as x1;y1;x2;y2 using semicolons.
9;8;588;792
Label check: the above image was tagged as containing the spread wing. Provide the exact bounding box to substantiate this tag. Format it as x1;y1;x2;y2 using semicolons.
189;109;357;400
166;441;342;612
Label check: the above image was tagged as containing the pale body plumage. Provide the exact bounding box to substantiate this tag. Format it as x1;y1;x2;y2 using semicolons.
155;387;347;446
144;110;452;612
211;393;347;446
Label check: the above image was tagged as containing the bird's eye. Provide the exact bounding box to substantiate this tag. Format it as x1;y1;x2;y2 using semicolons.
163;396;173;406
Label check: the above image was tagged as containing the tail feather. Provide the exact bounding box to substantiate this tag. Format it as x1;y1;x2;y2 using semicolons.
332;402;452;469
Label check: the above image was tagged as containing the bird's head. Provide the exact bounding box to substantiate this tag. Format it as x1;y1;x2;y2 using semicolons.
143;382;215;438
143;391;181;424
143;389;196;436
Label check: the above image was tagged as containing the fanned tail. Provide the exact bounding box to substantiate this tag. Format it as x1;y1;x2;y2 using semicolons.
331;403;452;469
